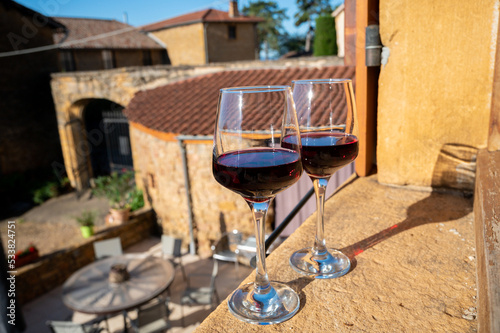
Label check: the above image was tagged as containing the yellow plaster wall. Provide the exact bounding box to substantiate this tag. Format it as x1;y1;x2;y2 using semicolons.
377;0;499;189
150;23;206;65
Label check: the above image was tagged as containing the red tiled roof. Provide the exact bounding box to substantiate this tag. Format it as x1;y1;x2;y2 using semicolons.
141;9;263;32
52;17;164;49
124;66;355;136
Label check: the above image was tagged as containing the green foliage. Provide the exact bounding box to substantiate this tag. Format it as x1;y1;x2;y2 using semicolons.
32;181;59;204
313;15;337;56
279;32;308;55
0;167;72;213
92;171;136;209
242;1;288;59
294;0;333;27
75;210;96;227
128;188;145;212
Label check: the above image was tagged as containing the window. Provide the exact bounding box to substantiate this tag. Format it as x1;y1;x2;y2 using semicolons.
143;50;152;66
102;50;115;69
228;25;236;40
60;50;75;72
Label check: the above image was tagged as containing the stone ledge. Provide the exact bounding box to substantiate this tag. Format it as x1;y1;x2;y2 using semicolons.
474;149;500;333
196;175;476;332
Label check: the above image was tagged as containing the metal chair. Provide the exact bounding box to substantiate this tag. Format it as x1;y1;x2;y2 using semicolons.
161;235;187;281
211;230;242;273
128;297;170;333
180;259;219;327
46;317;106;333
93;237;123;259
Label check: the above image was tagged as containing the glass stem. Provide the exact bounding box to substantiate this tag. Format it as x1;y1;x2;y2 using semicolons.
312;178;329;255
247;200;271;294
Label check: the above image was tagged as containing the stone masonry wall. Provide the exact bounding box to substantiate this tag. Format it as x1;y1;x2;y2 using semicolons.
150;23;206;66
206;23;257;63
129;124;273;257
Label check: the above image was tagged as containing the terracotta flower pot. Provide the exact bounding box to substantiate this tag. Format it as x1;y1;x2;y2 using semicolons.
15;250;39;268
80;226;94;238
108;208;130;225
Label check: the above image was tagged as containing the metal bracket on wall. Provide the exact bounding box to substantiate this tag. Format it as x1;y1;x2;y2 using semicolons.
365;25;382;67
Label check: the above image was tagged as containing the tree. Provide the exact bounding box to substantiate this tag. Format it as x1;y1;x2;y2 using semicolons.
294;0;333;52
242;1;289;60
313;15;337;56
278;32;308;56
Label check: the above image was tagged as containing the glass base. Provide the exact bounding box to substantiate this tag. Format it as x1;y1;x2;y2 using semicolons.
289;247;351;279
228;281;300;325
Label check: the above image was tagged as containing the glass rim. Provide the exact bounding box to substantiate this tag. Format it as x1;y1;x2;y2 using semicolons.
291;78;352;85
220;85;291;94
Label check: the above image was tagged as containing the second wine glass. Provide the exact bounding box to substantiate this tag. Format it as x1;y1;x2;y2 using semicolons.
212;86;303;324
287;79;359;279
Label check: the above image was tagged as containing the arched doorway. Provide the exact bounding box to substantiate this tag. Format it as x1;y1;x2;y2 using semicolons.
83;99;133;178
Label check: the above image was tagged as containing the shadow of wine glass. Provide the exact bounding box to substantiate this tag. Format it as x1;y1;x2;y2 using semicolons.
285;276;314;312
340;189;472;263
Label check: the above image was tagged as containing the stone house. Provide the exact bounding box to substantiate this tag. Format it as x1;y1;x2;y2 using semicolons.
0;0;167;179
332;4;345;58
52;17;169;72
0;0;65;176
141;1;263;66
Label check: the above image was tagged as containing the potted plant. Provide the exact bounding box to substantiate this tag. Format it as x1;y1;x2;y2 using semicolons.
75;210;96;238
14;244;39;268
92;170;135;225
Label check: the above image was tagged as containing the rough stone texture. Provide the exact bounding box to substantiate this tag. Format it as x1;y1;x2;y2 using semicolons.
474;150;500;333
196;176;477;332
129;126;272;257
206;23;257;63
377;0;498;189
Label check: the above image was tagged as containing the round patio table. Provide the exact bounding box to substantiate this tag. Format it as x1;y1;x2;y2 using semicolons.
62;254;175;316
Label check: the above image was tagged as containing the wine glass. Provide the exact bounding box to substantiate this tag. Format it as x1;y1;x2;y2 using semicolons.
288;79;359;279
212;86;303;324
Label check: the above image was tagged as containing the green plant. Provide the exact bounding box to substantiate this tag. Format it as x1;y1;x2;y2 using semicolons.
313;15;337;57
75;210;96;227
92;171;135;210
129;188;145;212
32;181;59;204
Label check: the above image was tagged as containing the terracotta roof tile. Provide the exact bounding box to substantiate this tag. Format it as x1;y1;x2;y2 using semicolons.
52;17;164;49
141;9;263;32
124;66;355;136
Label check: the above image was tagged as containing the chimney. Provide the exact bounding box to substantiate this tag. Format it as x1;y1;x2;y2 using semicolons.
229;0;239;17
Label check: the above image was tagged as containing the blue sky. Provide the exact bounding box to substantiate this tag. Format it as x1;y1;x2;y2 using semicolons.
15;0;342;36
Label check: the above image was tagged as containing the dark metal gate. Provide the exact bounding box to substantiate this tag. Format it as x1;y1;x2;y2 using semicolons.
102;111;133;172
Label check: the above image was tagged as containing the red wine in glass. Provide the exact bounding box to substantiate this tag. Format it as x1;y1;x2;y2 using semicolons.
213;148;302;201
213;85;302;324
288;78;359;279
284;132;358;178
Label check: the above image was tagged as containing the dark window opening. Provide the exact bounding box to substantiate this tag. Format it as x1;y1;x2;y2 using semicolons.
143;50;152;66
102;50;115;69
60;50;75;72
228;25;237;40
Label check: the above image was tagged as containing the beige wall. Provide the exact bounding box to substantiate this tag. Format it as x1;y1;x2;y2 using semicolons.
206;23;257;63
150;23;206;65
377;0;498;190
